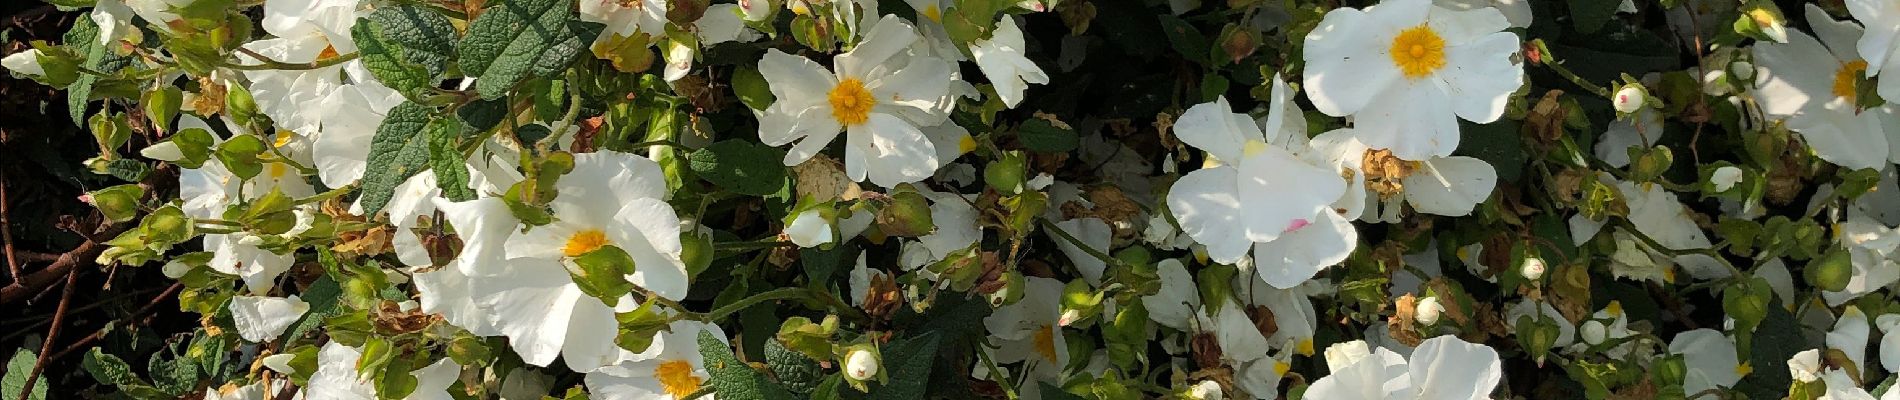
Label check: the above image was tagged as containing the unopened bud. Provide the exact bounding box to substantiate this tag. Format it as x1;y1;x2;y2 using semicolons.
1187;380;1224;400
844;349;879;381
1613;85;1647;114
1415;297;1444;326
1520;257;1546;280
1580;320;1608;345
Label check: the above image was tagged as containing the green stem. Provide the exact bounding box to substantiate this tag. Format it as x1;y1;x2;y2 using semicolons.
975;343;1019;400
1609;219;1746;278
537;90;584;154
227;48;360;71
1037;218;1129;271
1533;40;1613;98
295;185;356;206
713;239;794;253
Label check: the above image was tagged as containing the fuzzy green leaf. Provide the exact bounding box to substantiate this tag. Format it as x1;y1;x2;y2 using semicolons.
358;102;438;216
352;5;457;100
700;330;798;400
458;0;596;99
689;139;788;196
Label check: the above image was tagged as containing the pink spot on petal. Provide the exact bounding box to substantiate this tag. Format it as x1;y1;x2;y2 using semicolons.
1283;218;1311;233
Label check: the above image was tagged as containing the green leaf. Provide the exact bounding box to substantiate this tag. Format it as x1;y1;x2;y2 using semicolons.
458;0;595;99
1734;305;1801;399
457;99;509;133
214;135;268;179
1567;0;1620;34
689;139;788;196
868;332;940;400
1456;120;1525;183
358;102;438;216
4;348;48;400
732;66;774;110
1039;382;1086;400
568;245;639;307
63;16;134;124
429;118;475;201
1156;15;1208;65
352;5;458;100
700;330;798;400
82;348;143;387
1017;118;1077;153
765;339;825;395
147;340;199;394
287;275;344;341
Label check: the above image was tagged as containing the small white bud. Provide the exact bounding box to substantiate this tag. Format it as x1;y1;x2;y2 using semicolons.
2;49;45;76
844;349;879;381
1187;380;1224;400
1414;297;1444;326
140;141;185;162
1711;166;1743;192
1730;60;1755;80
261;353;297;375
1580;320;1608;345
1058;309;1082;327
1520;257;1546;280
162;260;193;279
1613;85;1647;113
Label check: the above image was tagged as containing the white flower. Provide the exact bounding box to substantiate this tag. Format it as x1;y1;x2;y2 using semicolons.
228;295;309;342
203;382;268;400
2;49;44;76
414;262;501;336
1711;166;1744;192
1194;297;1272;363
586;321;724;400
433;197;521;277
697;4;762;45
1595;108;1663;168
906;190;980;269
1305;336;1503;399
844;349;879;380
1848;0;1900;102
981;276;1069;380
1753;4;1895;170
1167;83;1353;289
1309;129;1499;220
1613;85;1647;113
1877;314;1900;373
1829;306;1874;375
261;354;297;375
848;253;888;306
1047;217;1112;285
971;16;1049;108
581;0;667;43
303;342;461;400
239;0;366;135
207;233;295;294
1301;0;1523;160
786;209;836;248
473;257;639;372
1142;259;1200;331
312;81;406;187
1573;302;1637;358
1237;273;1319;355
504;151;688;300
756;15;955;187
1432;0;1531;28
1414;296;1444;325
1789;349;1824;383
1668;329;1745;396
91;0;136;44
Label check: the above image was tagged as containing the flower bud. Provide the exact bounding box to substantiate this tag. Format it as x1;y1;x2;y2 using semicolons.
162;259;194;279
1612;85;1647;113
1805;245;1853;293
2;49;46;76
1580;320;1607;345
738;0;776;21
1710;166;1743;192
1414;297;1444;326
1520;257;1546;280
843;348;880;381
261;353;298;375
1730;60;1755;80
1187;380;1224;400
985;151;1028;195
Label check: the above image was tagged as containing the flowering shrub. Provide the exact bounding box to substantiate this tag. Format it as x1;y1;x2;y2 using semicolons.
6;0;1900;398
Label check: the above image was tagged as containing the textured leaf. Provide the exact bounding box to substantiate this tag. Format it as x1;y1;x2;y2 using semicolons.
800;246;855;286
358;102;438;216
1018;118;1077;153
3;348;47;400
868;332;941;400
82;348;142;387
458;0;595;99
287;276;343;341
352;5;457;100
1734;305;1801;399
700;330;798;400
1156;15;1208;65
63;16;133;124
764;339;824;395
457;99;509;133
428;118;474;201
689;139;788;196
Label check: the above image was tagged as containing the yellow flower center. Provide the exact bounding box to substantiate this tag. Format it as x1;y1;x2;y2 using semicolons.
654;360;702;399
1273;361;1292;375
1033;325;1059;364
267;162;289;179
957;134;978;155
1735;362;1754;377
1296;338;1315;356
1833;60;1869;102
563;229;610;257
1241;140;1268;157
1389;25;1447;80
922;5;942;22
829;78;876;126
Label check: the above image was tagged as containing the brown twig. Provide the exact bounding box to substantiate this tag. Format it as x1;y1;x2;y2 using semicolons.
49;282;184;361
3;173;17;283
16;269;77;400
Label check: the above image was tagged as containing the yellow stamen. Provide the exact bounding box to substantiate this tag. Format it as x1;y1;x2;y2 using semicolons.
564;229;610;257
272;130;296;148
923;5;942;22
267;162;289;179
1241;140;1268;157
654;360;702;399
1833;60;1869;102
1273;361;1292;375
1296;338;1315;356
1605;301;1624;317
829;78;875;126
957;134;978;155
1736;362;1754;376
1033;325;1059;364
1389;25;1446;79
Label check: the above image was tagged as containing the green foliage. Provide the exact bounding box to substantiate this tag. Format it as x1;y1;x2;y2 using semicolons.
458;0;597;99
690;139;789;196
353;5;458;100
